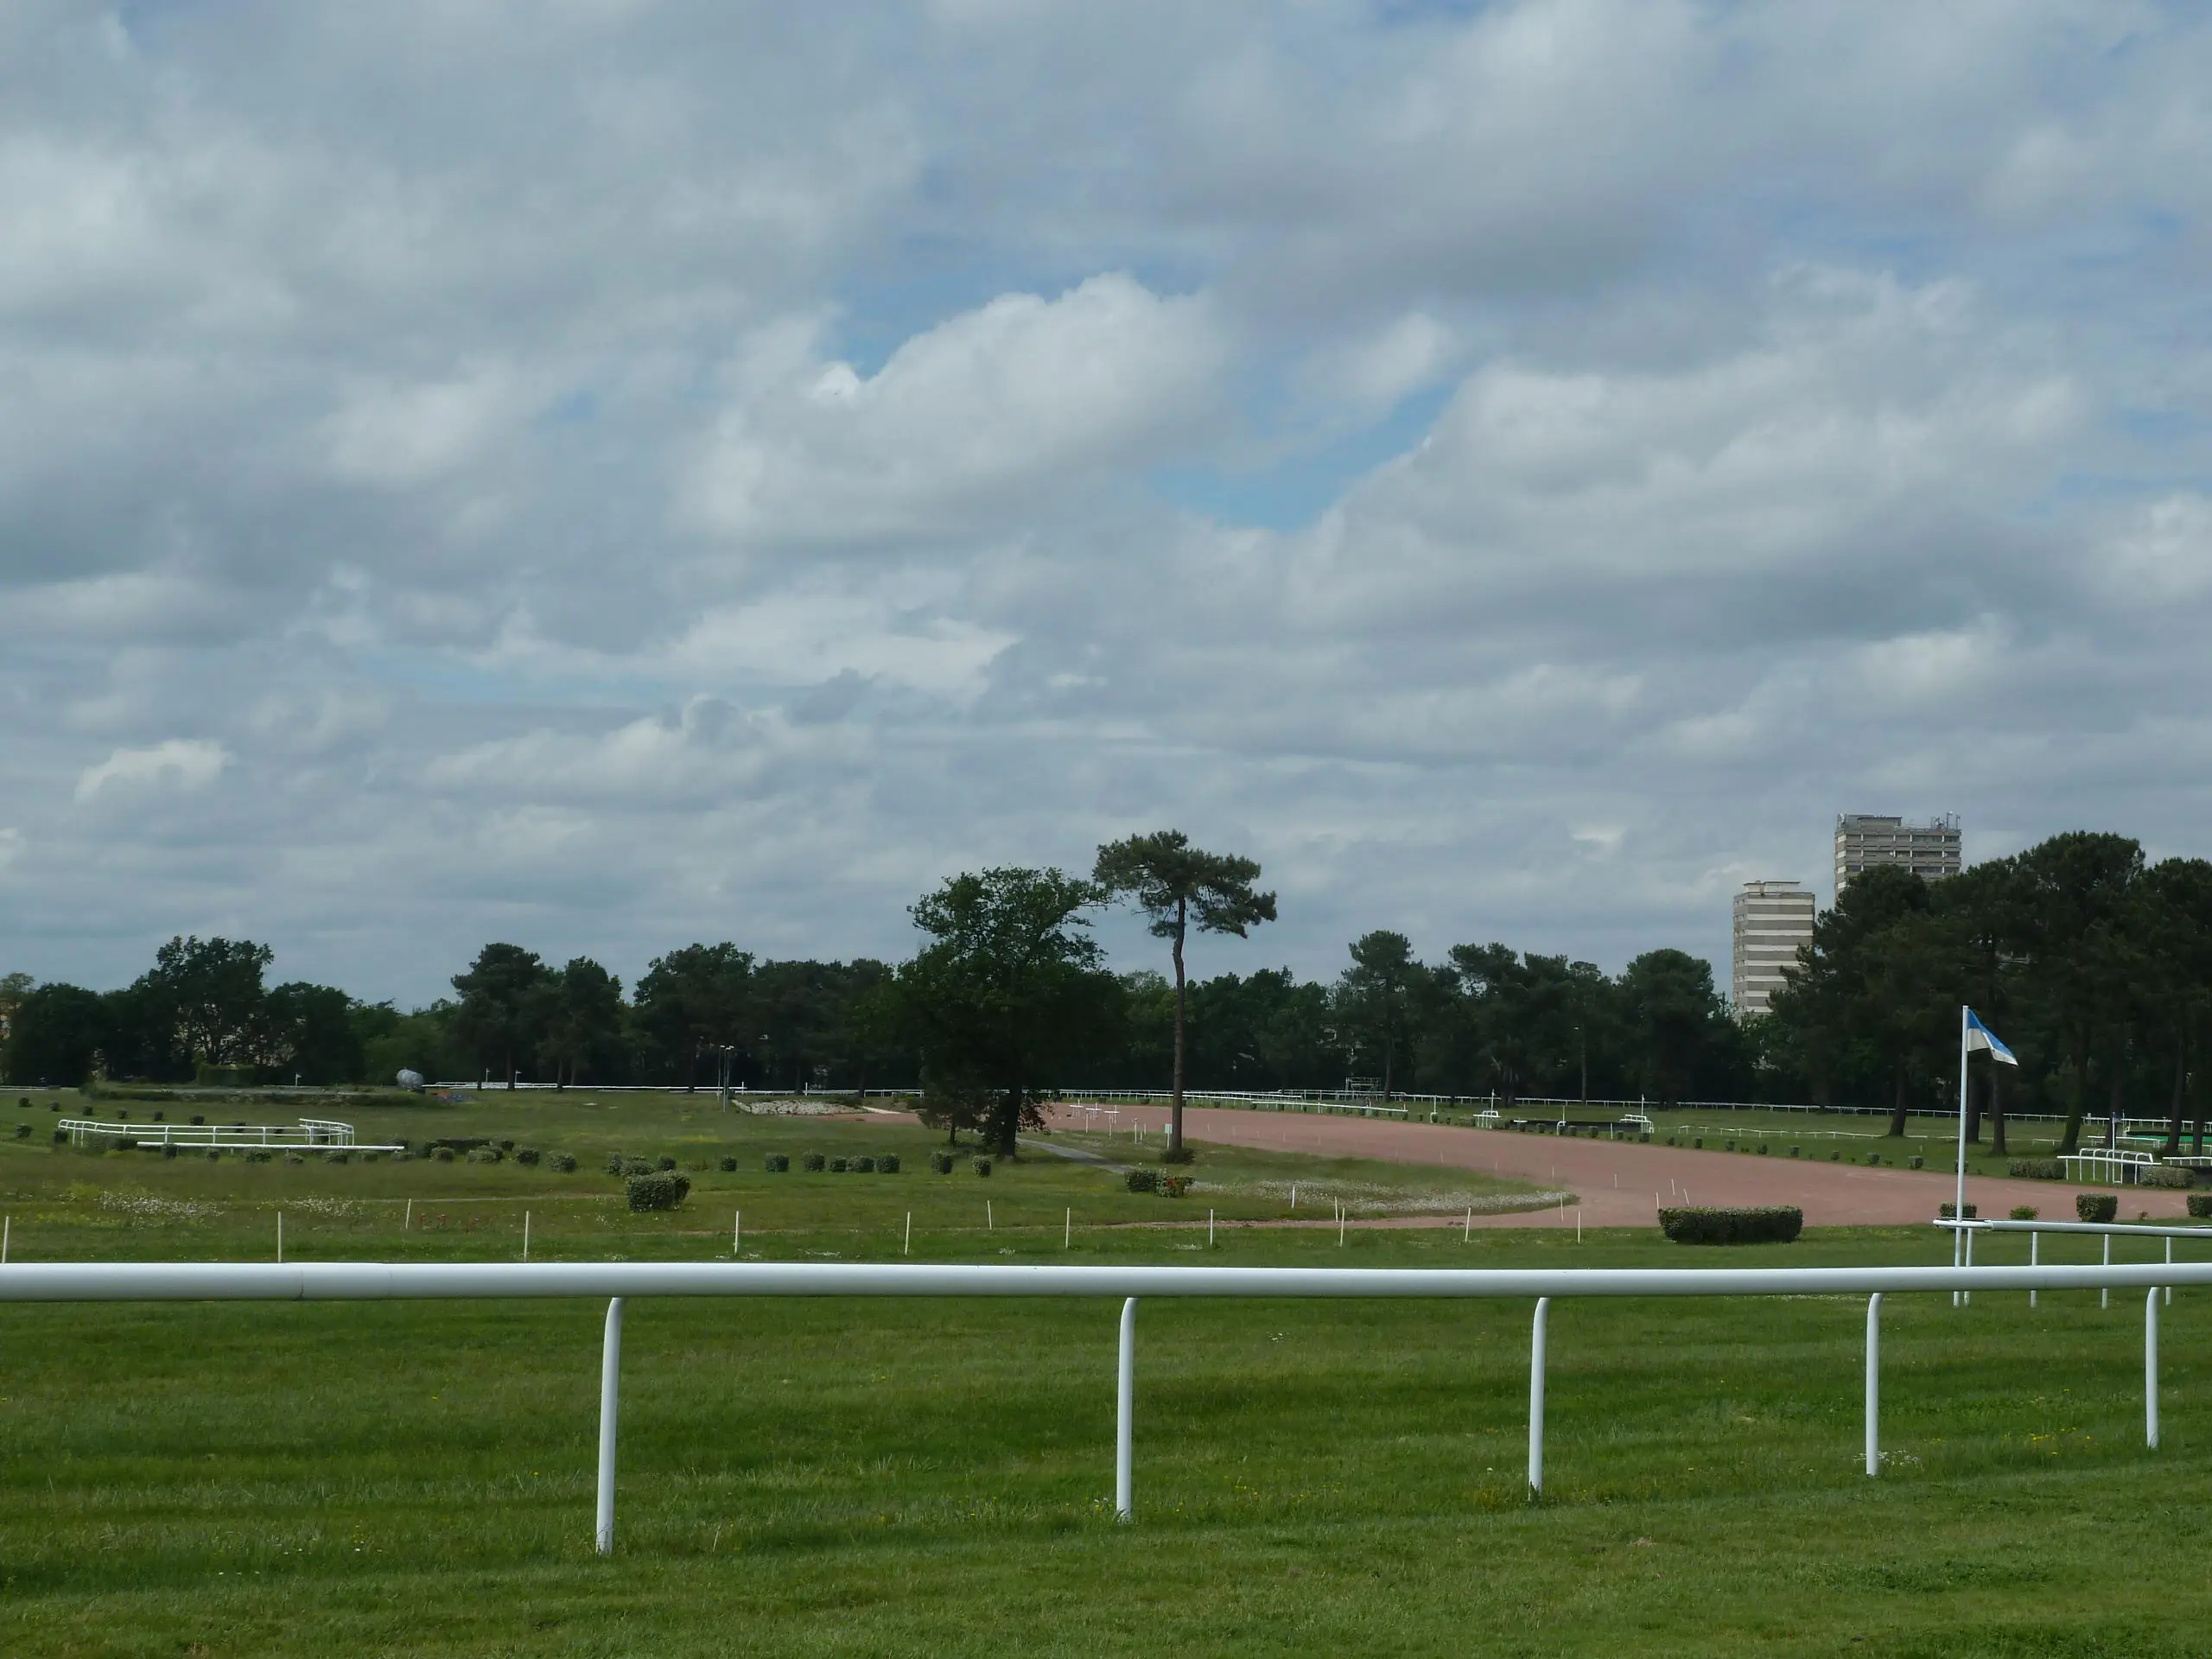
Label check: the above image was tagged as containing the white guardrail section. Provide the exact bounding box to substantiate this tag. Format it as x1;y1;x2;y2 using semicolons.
54;1119;399;1151
0;1258;2202;1554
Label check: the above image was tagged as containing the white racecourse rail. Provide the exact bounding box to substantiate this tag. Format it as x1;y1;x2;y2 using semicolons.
0;1259;2201;1554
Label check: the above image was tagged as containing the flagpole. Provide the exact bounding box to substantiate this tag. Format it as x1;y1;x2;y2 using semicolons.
1955;1005;1971;1303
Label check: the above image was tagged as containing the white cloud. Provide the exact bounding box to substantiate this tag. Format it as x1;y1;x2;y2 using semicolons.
73;740;231;803
322;365;538;487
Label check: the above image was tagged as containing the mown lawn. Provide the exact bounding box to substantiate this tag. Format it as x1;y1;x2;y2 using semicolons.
0;1091;2207;1656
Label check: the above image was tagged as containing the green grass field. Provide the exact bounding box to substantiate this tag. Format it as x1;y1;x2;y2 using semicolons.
2;1088;2209;1656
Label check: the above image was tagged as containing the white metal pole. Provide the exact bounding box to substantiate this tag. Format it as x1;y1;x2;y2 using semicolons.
2165;1238;2172;1306
1209;1210;1215;1249
1065;1209;1071;1249
2030;1231;2038;1308
2146;1287;2161;1449
1962;1226;1973;1306
905;1212;912;1256
405;1198;412;1231
1864;1293;1881;1477
1465;1206;1471;1243
1954;1005;1970;1306
2104;1235;2112;1310
276;1211;283;1264
735;1211;741;1255
524;1211;531;1262
1115;1297;1137;1521
3;1216;8;1264
596;1296;624;1554
1528;1297;1549;1497
987;1200;993;1232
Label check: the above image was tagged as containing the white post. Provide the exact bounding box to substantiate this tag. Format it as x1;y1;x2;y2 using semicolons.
1963;1226;1974;1306
3;1215;9;1264
905;1212;912;1256
404;1198;412;1231
1954;1004;1970;1306
1209;1209;1216;1249
1864;1293;1881;1476
2146;1287;2161;1449
1115;1297;1137;1522
276;1211;283;1264
596;1296;624;1554
1528;1297;1549;1497
735;1211;743;1256
2104;1235;2112;1310
524;1211;531;1262
1465;1206;1471;1243
1065;1208;1071;1249
1338;1204;1346;1249
2166;1237;2173;1306
987;1200;993;1232
2030;1231;2038;1308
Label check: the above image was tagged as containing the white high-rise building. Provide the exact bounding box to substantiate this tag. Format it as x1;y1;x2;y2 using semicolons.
1834;813;1961;892
1732;880;1815;1017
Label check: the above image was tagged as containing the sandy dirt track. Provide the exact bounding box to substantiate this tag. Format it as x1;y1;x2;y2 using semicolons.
1045;1103;2195;1230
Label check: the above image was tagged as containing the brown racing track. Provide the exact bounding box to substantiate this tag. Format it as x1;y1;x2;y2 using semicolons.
1044;1103;2187;1230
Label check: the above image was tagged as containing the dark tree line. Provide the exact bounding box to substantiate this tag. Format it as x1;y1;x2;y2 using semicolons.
1762;834;2212;1153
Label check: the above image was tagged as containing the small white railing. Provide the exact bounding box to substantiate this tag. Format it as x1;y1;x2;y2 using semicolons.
0;1256;2196;1556
2060;1149;2154;1185
55;1118;397;1151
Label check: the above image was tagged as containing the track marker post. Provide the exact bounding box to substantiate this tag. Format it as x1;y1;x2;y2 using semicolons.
596;1297;624;1554
905;1212;912;1255
2147;1287;2162;1449
1864;1294;1881;1476
523;1211;531;1262
1115;1297;1137;1521
1528;1297;1549;1497
276;1211;283;1263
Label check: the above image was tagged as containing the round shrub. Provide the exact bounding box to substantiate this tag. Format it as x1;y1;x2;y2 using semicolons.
1160;1174;1192;1198
2188;1192;2212;1220
206;1149;221;1161
152;1110;165;1122
603;1154;626;1175
1937;1202;1977;1219
162;1143;178;1160
617;1157;654;1178
1866;1152;1881;1166
2010;1205;2039;1221
878;1154;900;1173
1126;1167;1160;1193
435;1147;455;1163
973;1158;993;1177
283;1152;305;1166
626;1170;692;1212
829;1156;849;1173
801;1152;826;1173
1909;1155;1923;1170
718;1155;738;1173
2077;1192;2120;1223
852;1156;875;1173
1757;1144;1769;1156
1693;1138;1703;1149
516;1147;541;1166
1829;1150;1840;1161
190;1115;206;1126
550;1153;578;1173
2139;1165;2192;1190
499;1139;516;1152
11;1123;27;1140
656;1156;677;1172
48;1102;59;1112
930;1152;954;1174
1789;1145;1801;1158
765;1153;790;1173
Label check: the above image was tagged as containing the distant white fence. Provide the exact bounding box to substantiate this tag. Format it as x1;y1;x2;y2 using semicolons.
0;1257;2198;1554
2060;1149;2155;1185
56;1118;398;1151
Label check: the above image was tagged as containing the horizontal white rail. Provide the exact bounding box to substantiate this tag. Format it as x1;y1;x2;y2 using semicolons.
1942;1218;2212;1242
4;1260;2211;1303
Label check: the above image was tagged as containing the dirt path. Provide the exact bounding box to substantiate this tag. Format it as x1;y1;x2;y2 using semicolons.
1044;1103;2186;1230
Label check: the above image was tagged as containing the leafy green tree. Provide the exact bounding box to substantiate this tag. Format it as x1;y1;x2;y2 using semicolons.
2010;834;2144;1153
2134;858;2212;1154
451;944;550;1088
1335;930;1429;1097
2;982;107;1087
137;935;274;1074
261;982;364;1084
540;957;625;1088
1094;830;1276;1159
1618;949;1731;1105
889;868;1122;1157
633;944;754;1090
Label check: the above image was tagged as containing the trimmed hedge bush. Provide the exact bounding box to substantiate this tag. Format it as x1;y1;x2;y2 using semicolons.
11;1123;27;1140
973;1158;993;1177
434;1147;454;1162
802;1152;826;1172
2077;1192;2120;1223
550;1153;578;1173
655;1156;677;1172
626;1171;691;1212
2189;1193;2212;1220
718;1155;738;1173
1160;1174;1192;1198
2010;1158;2063;1179
930;1152;954;1174
829;1156;849;1173
1126;1168;1159;1193
2139;1165;2191;1189
851;1156;875;1173
515;1147;541;1166
765;1153;790;1173
2010;1205;2038;1221
1658;1206;1803;1245
1937;1202;1978;1219
879;1154;900;1173
1908;1156;1923;1170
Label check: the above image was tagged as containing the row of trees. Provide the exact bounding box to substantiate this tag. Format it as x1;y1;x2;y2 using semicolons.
1763;833;2212;1154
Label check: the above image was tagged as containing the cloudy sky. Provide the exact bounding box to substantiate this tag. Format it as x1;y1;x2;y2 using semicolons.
4;0;2210;1004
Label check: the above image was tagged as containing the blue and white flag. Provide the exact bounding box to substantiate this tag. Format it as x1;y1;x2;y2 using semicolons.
1965;1008;2018;1066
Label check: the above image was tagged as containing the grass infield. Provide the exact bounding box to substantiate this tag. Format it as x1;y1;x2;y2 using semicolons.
1;1089;2208;1655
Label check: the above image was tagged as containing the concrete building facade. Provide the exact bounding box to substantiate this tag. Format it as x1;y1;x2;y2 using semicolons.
1834;813;1961;892
1732;880;1815;1018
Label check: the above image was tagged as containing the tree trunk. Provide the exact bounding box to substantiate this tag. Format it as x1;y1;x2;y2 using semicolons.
2057;1049;2087;1154
995;1087;1020;1159
1886;1059;1909;1138
1988;1065;2008;1159
1169;895;1187;1158
2164;1037;2188;1157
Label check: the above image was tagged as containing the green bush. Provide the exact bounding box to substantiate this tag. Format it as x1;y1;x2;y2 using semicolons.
765;1154;791;1173
327;1150;350;1165
829;1156;849;1173
162;1143;178;1160
616;1157;654;1177
2077;1192;2120;1223
1160;1175;1192;1198
930;1152;954;1174
2189;1193;2212;1220
190;1115;205;1126
851;1156;875;1173
206;1149;220;1161
1757;1144;1769;1156
550;1154;578;1173
655;1156;677;1172
2009;1158;2064;1179
1126;1168;1160;1193
1866;1153;1881;1166
1936;1202;1978;1219
11;1123;26;1140
802;1153;826;1173
499;1140;516;1152
1829;1150;1840;1161
516;1147;541;1166
1789;1146;1800;1158
1908;1156;1923;1170
626;1171;692;1212
2010;1205;2038;1221
717;1155;738;1173
2139;1166;2191;1189
973;1158;993;1177
435;1147;454;1163
603;1154;625;1175
1693;1138;1702;1149
242;1149;271;1163
878;1154;900;1173
283;1152;305;1166
1657;1206;1803;1245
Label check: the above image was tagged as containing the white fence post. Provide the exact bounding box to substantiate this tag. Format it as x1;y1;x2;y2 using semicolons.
1116;1297;1137;1522
2103;1236;2112;1310
596;1296;624;1554
2029;1232;2037;1308
2165;1238;2173;1306
1864;1293;1881;1477
2145;1287;2161;1450
1528;1297;1549;1498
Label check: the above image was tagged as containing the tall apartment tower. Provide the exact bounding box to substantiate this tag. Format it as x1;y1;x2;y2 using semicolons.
1834;813;1961;892
1732;880;1815;1017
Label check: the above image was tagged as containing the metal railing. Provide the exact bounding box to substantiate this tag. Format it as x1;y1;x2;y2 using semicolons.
54;1118;397;1151
2060;1149;2154;1185
0;1256;2199;1554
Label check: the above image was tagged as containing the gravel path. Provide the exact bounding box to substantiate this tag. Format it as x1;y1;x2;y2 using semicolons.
1043;1103;2189;1230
